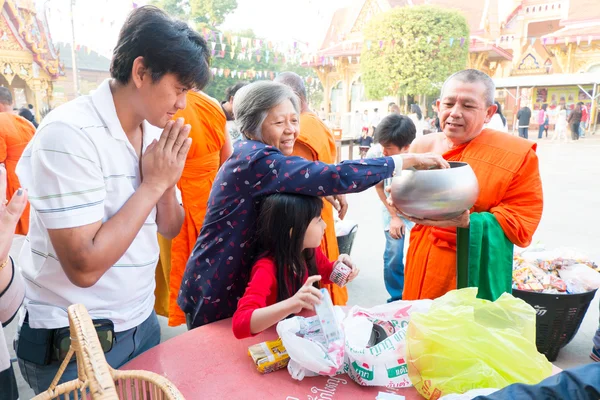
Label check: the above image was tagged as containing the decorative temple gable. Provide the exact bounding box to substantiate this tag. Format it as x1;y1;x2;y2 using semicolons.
512;46;547;75
350;0;382;33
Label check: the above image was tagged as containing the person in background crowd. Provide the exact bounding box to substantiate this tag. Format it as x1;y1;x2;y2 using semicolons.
370;107;381;129
14;6;205;393
409;104;426;138
387;102;396;114
537;104;549;139
517;105;532;139
18;107;38;128
551;105;568;142
0;166;29;400
0;88;34;235
231;193;359;339
154;87;232;326
367;114;416;302
485;101;507;132
221;82;248;144
178;80;449;329
357;127;374;158
431;100;441;132
580;102;589;138
400;69;543;301
568;102;583;141
275;71;349;305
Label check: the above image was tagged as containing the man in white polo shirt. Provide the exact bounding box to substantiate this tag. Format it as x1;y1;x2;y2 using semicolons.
14;6;211;394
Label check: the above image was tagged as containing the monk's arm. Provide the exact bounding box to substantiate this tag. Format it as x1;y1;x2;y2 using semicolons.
489;149;543;247
0;137;6;164
220;130;232;166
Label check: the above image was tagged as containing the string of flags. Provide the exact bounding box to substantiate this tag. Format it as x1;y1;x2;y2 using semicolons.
209;67;320;87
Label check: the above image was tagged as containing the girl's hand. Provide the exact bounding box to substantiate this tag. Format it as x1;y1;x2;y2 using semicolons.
338;254;359;283
286;275;322;314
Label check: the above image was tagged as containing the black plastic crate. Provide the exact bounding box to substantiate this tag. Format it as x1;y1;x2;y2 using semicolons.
512;289;597;361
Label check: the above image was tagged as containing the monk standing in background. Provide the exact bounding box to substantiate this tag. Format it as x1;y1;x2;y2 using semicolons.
275;72;349;305
0;87;34;235
154;90;231;325
401;69;543;300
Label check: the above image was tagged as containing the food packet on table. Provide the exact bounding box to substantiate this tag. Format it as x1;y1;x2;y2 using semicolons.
407;288;552;400
558;264;600;293
512;266;544;292
276;294;346;381
343;299;432;388
247;337;289;374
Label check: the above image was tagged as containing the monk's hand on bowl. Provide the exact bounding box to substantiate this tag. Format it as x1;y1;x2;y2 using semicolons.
325;196;341;213
401;210;471;228
412;153;450;170
335;195;348;220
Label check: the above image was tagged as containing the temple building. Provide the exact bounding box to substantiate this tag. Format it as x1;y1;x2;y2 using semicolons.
309;0;600;132
0;0;62;120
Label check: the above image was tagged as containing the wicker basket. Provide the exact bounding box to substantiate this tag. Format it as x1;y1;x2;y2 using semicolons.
33;304;185;400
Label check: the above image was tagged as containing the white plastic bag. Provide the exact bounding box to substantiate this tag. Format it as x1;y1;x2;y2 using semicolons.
343;300;432;388
559;264;600;293
276;307;346;381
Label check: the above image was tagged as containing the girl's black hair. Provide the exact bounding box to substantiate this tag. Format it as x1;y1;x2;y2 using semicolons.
256;193;324;302
494;100;506;126
411;104;423;120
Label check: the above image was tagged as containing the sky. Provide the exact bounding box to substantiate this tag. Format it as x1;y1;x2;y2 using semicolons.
39;0;352;57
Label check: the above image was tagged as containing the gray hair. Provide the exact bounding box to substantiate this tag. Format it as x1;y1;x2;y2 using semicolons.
440;69;495;107
0;87;12;105
233;81;300;141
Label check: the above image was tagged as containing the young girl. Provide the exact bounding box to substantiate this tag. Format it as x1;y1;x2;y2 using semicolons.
232;194;359;339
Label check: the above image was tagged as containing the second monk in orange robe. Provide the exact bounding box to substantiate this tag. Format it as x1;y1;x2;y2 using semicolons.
402;70;543;301
276;72;348;305
156;91;231;326
0;111;35;235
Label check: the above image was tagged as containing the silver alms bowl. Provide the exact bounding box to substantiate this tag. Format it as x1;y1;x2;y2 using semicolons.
390;161;479;220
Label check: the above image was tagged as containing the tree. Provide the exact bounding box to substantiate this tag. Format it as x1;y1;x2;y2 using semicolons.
360;5;469;100
151;0;238;28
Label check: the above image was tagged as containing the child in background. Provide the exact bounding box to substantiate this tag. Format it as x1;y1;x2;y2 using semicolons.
367;114;416;302
232;194;359;339
358;127;374;158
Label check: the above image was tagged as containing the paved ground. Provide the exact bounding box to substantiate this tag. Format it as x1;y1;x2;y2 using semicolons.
5;133;599;398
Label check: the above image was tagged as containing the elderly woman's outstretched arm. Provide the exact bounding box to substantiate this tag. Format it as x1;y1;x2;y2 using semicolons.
232;145;446;199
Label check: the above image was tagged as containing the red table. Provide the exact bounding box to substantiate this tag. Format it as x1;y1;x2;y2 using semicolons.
121;316;422;400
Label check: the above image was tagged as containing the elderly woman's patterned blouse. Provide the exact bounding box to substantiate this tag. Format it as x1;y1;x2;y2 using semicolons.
178;140;397;327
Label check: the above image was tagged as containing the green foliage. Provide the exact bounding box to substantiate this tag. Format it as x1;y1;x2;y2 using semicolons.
360;5;469;99
150;0;237;28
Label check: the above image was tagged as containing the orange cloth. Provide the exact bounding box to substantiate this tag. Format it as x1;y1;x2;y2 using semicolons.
156;91;227;326
294;111;348;305
403;129;543;300
0;113;34;235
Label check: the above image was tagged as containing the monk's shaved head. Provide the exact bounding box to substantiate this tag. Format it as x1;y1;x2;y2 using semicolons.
274;72;307;103
0;87;12;112
0;87;12;105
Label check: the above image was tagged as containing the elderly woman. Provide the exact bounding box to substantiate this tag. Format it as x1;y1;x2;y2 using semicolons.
178;81;448;329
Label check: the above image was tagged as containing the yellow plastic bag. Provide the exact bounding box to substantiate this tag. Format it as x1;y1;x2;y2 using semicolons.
407;288;552;400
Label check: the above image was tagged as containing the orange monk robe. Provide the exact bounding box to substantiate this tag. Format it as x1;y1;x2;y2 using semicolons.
0;113;34;235
154;91;228;326
293;112;348;305
403;129;543;300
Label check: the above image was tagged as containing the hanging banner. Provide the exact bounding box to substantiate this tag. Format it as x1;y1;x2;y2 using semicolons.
427;36;432;44
224;69;230;77
576;36;581;46
219;32;223;43
211;42;217;50
565;36;570;45
530;37;535;46
589;36;594;45
449;37;454;46
460;37;465;47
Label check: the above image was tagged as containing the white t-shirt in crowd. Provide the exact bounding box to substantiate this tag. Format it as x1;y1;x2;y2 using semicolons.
16;79;162;332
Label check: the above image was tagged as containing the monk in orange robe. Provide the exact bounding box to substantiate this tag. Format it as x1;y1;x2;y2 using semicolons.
401;70;543;300
276;72;349;305
0;90;35;235
155;90;231;326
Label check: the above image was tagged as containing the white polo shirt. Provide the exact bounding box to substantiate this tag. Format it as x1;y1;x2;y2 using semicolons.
16;79;161;332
